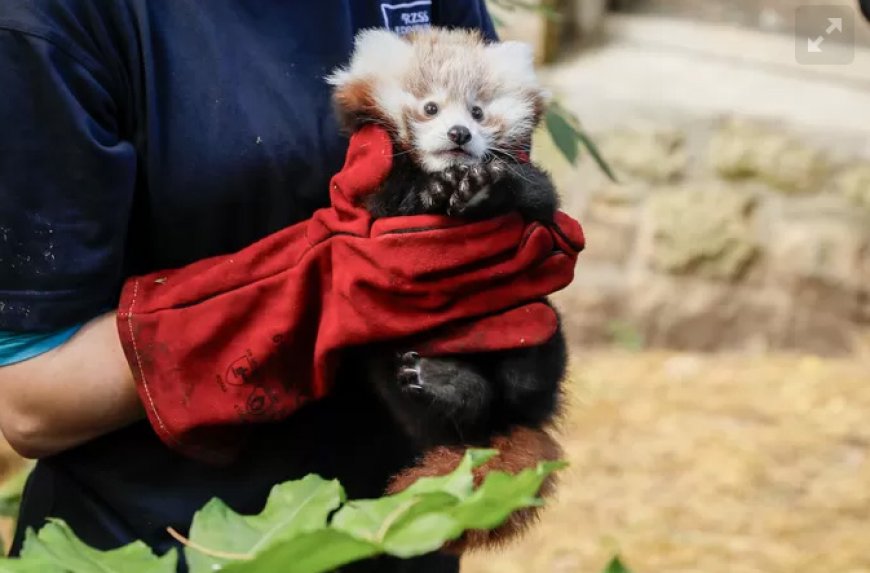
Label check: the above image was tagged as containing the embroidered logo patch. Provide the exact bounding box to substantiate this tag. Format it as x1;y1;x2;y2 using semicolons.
381;1;432;36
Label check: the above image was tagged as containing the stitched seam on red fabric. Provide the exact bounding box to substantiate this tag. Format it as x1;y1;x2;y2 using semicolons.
125;279;183;448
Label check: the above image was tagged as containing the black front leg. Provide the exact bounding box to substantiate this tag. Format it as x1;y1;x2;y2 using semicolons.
495;161;560;223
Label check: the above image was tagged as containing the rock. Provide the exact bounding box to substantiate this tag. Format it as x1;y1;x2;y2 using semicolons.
579;183;643;265
578;219;637;265
708;119;829;194
626;275;792;353
648;186;760;280
768;214;869;293
599;126;688;183
554;267;629;346
785;302;858;356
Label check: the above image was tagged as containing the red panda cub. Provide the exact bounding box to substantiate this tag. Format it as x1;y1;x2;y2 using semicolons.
327;27;567;553
327;27;559;223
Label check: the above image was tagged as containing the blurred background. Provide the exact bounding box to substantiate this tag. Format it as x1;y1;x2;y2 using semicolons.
464;0;870;572
3;1;870;572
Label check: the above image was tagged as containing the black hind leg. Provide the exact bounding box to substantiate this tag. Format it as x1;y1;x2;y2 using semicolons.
396;351;494;445
488;328;568;428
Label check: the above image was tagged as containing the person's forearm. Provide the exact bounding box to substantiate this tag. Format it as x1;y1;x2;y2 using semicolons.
0;312;144;458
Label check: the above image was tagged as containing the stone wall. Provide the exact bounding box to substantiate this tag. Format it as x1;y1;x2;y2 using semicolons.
542;117;870;355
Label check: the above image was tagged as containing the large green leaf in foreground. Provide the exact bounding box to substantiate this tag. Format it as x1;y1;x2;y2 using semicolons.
0;449;564;573
19;519;176;573
185;475;344;573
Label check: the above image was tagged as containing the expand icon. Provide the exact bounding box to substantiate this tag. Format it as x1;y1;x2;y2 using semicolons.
795;5;856;65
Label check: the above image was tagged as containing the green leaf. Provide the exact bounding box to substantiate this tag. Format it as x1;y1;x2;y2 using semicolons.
19;519;176;573
603;555;633;573
330;449;495;557
185;474;344;572
333;453;565;559
545;100;617;181
448;461;566;532
380;513;458;557
545;108;580;165
221;529;379;573
577;129;619;183
0;559;65;573
331;491;457;552
398;449;497;499
0;450;568;573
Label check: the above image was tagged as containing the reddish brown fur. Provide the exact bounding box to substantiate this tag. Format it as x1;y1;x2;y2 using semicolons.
332;78;397;134
528;89;547;127
386;426;564;555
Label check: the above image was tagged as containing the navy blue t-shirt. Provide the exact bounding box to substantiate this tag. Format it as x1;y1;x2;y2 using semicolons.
0;0;496;565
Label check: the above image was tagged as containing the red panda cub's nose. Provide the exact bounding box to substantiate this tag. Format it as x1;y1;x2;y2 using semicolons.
447;125;472;146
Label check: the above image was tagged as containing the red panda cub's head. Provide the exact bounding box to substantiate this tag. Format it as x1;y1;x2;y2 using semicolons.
327;27;549;173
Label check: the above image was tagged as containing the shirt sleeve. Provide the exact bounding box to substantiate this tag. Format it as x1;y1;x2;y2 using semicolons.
0;23;136;332
0;325;83;366
433;0;499;41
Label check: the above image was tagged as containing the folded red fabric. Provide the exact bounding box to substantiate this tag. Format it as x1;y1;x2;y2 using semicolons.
116;124;584;463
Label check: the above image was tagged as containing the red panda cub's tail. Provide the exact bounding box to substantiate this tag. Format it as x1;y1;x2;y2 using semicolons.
386;426;564;555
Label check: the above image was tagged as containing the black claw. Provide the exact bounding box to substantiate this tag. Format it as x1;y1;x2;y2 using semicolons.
489;161;506;182
458;179;470;197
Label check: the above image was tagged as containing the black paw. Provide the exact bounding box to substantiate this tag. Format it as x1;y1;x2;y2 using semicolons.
397;351;424;393
445;162;507;216
418;178;449;211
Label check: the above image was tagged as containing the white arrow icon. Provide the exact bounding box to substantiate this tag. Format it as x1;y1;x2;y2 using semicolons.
808;36;824;52
826;17;843;34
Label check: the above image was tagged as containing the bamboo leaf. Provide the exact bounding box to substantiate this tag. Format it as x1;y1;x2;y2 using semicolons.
545;107;580;164
577;129;618;182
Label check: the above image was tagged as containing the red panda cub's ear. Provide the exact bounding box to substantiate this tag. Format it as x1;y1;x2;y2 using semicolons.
330;78;380;132
483;40;550;126
327;29;414;133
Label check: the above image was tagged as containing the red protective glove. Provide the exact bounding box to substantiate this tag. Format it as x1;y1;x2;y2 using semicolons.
117;124;584;464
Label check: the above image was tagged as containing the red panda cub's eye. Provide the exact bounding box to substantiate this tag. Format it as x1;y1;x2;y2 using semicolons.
471;106;484;121
424;102;439;116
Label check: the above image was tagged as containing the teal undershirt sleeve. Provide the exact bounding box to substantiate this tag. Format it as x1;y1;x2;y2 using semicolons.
0;324;84;366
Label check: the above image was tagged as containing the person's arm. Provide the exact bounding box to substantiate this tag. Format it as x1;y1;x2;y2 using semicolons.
0;313;144;458
0;23;140;456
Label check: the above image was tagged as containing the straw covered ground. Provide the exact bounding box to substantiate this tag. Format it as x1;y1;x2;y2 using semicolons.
463;349;870;573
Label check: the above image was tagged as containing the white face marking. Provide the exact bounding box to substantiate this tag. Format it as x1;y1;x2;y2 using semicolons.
328;29;547;174
413;99;490;172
